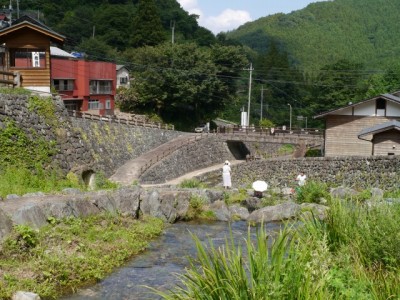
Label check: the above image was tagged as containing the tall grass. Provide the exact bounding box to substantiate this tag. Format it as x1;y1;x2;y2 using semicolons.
153;223;332;299
0;166;83;197
155;198;400;299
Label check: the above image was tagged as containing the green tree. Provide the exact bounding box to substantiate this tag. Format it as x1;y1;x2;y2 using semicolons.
122;43;248;129
130;0;166;48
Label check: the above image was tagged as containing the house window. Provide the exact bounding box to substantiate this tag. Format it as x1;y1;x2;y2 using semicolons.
52;79;74;91
120;76;128;84
105;99;111;109
88;99;101;110
376;99;386;110
9;48;46;68
90;80;112;94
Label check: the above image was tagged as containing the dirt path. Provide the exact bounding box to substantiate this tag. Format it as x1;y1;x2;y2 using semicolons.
141;160;244;187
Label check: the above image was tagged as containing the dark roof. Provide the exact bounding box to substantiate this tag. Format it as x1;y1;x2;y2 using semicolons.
314;93;400;119
0;14;64;42
358;120;400;139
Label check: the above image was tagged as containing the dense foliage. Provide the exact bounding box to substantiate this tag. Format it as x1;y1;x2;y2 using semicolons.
6;0;400;128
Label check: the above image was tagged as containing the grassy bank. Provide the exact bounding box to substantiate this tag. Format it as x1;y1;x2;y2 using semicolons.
0;214;164;299
156;196;400;299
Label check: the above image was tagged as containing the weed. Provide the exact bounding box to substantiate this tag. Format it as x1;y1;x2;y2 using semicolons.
179;179;207;189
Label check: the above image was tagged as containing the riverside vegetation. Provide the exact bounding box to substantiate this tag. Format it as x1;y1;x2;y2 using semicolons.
155;189;400;300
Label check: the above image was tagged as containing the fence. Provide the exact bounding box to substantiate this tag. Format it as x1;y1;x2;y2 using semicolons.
67;110;174;131
217;125;323;137
0;70;20;88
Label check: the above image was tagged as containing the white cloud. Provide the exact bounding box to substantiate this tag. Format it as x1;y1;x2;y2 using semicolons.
203;9;252;34
177;1;252;34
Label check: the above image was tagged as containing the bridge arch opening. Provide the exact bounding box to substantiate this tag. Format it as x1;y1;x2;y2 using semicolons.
226;141;250;160
82;170;96;190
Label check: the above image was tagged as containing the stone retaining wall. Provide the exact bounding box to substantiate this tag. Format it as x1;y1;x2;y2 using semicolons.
198;156;400;191
0;94;182;177
140;136;236;184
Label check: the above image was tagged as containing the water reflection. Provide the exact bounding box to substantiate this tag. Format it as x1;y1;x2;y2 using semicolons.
62;220;282;300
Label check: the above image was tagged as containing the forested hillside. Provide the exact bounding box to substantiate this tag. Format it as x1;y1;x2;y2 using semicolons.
4;0;400;129
227;0;400;71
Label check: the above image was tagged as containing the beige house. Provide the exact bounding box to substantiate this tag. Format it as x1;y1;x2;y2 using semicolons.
314;92;400;156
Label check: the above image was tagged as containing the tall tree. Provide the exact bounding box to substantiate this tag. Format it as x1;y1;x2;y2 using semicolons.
130;0;165;48
122;43;248;129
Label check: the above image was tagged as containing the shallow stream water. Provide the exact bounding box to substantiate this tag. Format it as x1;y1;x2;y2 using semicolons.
62;220;282;300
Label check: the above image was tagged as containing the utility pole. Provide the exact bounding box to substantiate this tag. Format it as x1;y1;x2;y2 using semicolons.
244;63;254;126
260;86;267;122
170;20;175;44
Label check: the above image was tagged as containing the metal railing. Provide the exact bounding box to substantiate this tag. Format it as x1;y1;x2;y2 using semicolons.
217;125;323;137
67;110;174;130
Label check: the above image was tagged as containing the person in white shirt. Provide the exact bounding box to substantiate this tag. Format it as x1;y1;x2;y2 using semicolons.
222;160;232;189
296;171;307;187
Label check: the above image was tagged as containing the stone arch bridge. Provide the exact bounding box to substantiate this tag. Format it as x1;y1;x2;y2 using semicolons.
110;131;323;186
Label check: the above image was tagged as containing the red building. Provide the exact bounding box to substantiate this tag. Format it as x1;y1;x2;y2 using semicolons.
51;50;116;116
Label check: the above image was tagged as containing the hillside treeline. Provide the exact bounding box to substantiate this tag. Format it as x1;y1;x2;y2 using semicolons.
4;0;400;129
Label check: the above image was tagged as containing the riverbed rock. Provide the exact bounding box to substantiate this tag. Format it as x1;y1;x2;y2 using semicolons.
228;204;249;221
209;200;230;221
12;291;40;300
247;202;301;224
140;190;191;223
241;197;262;212
330;186;357;199
299;203;329;221
0;208;13;241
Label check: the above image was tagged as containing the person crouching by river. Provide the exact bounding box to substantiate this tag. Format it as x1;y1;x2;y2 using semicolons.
222;160;232;189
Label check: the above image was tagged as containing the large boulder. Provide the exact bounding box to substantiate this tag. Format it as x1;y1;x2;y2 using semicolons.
12;291;40;300
299;203;329;221
247;202;301;224
140;190;191;223
209;200;230;221
228;204;249;221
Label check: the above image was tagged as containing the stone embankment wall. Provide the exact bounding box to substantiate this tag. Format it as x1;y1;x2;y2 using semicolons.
0;94;182;177
69;118;183;176
140;136;236;184
198;156;400;191
0;94;94;173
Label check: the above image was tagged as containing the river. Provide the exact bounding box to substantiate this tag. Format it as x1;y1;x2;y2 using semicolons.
62;220;283;300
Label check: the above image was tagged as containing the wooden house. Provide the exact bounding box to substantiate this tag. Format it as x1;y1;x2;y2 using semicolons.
314;92;400;156
116;65;130;89
0;15;65;93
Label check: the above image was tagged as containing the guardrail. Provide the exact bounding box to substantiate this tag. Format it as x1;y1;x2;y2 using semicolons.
217;125;323;136
67;110;174;130
139;134;204;176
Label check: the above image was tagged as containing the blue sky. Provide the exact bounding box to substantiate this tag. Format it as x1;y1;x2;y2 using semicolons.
177;0;329;34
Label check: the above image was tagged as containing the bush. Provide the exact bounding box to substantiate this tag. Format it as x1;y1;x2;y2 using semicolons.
296;180;330;204
179;179;207;189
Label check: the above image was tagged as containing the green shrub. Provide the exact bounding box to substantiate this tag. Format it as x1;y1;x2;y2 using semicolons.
184;194;207;220
305;148;322;157
94;172;119;190
179;179;207;189
296;180;330;204
277;144;295;155
223;188;247;205
0;166;83;198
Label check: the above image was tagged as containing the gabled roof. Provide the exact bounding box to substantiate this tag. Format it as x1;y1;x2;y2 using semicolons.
50;46;75;58
358;120;400;139
314;93;400;119
116;65;129;71
0;15;64;44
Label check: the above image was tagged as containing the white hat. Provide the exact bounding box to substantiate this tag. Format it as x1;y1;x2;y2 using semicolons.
224;160;230;165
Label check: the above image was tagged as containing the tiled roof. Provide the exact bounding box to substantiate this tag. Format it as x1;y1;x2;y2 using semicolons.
358;120;400;138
